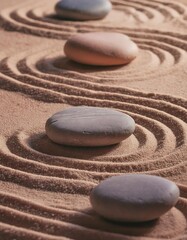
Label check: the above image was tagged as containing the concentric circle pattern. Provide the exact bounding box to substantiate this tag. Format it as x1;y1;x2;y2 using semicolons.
0;0;187;239
0;0;187;38
0;28;186;87
0;38;187;238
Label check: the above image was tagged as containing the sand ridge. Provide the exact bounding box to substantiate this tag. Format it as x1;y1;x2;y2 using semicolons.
0;0;187;239
1;0;187;37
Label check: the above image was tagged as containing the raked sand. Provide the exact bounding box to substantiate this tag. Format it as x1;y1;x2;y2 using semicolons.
0;0;187;239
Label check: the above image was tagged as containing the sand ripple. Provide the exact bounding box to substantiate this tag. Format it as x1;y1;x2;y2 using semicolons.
0;35;187;237
0;0;187;239
0;190;185;240
0;0;187;38
0;28;186;88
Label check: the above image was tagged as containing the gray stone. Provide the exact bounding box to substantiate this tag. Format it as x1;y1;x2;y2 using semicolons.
55;0;112;21
90;174;180;222
45;106;135;147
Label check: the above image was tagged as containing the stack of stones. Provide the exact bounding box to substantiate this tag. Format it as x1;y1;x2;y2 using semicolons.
45;0;180;223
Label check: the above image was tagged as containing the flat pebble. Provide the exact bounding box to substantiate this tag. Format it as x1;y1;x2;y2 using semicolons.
55;0;112;21
45;106;135;147
64;32;139;66
90;174;180;222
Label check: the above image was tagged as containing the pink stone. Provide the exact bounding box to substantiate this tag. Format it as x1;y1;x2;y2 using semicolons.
64;32;139;66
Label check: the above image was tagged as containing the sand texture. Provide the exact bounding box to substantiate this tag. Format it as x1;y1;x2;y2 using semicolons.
0;0;187;239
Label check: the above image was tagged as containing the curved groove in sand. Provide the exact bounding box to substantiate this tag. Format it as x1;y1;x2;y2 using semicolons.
0;0;187;38
1;26;186;86
0;36;186;180
0;0;187;239
0;191;185;239
0;44;187;238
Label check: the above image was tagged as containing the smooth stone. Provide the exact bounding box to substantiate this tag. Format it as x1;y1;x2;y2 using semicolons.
45;106;135;147
55;0;112;21
90;174;180;222
64;32;139;66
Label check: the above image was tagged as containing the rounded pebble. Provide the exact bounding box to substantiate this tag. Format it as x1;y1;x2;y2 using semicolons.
55;0;112;21
64;32;139;66
90;174;180;222
45;106;135;147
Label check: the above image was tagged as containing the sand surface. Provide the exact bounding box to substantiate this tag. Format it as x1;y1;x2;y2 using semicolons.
0;0;187;239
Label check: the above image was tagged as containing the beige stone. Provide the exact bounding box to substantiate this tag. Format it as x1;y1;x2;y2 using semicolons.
64;32;139;66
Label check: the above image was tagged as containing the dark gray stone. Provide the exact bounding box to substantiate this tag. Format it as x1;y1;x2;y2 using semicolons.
45;106;135;147
55;0;112;21
90;174;180;222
